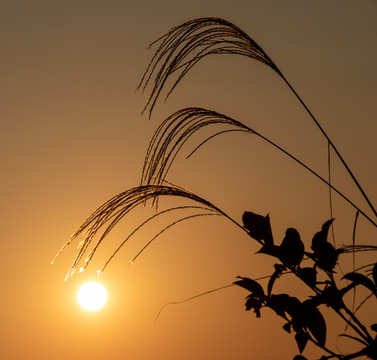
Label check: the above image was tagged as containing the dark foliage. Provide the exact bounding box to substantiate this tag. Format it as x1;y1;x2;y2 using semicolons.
235;212;377;359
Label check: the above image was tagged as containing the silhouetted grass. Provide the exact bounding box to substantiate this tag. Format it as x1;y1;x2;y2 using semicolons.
138;17;280;118
138;17;377;221
55;17;377;359
141;106;377;229
54;184;244;279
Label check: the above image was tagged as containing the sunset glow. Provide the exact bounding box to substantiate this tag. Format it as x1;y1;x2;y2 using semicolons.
77;282;107;311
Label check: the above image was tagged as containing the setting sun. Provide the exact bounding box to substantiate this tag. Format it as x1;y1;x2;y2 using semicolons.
77;281;107;311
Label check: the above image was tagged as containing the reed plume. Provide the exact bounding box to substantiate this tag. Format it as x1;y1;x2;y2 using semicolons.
141;106;377;229
137;17;280;118
54;184;244;279
139;16;377;221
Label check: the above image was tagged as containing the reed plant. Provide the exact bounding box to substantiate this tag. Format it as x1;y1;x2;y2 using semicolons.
55;18;377;360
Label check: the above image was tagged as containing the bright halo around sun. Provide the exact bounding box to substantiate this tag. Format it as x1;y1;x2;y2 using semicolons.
77;281;107;311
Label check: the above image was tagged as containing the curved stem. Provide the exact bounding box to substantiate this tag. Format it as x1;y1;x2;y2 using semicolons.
341;304;373;343
281;74;377;220
252;129;377;229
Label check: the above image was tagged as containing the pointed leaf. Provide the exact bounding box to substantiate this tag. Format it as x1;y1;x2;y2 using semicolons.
322;218;334;235
311;219;334;251
373;263;377;286
233;276;265;299
343;272;377;296
283;322;291;333
295;331;309;353
242;211;274;246
303;304;326;346
257;244;280;259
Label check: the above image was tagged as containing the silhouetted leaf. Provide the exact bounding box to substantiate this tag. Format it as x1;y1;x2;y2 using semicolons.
242;211;274;246
321;218;334;235
293;355;308;360
279;228;304;267
267;264;285;296
295;331;309;353
268;294;301;319
257;244;280;259
245;295;262;317
283;322;291;333
371;324;377;332
298;267;317;287
373;263;377;286
311;240;338;272
302;301;326;346
343;272;377;296
233;276;265;299
319;285;344;310
311;219;334;251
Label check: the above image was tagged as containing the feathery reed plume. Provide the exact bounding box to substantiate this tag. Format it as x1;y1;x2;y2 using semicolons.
139;16;377;221
137;17;280;117
54;184;244;278
141;107;377;229
141;107;251;187
130;212;220;263
339;245;377;254
100;205;219;271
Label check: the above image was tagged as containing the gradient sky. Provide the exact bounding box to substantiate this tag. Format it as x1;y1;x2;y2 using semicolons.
1;1;377;359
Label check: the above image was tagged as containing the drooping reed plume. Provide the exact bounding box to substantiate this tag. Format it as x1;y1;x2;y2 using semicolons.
138;17;377;221
53;184;244;279
141;106;377;229
138;17;281;118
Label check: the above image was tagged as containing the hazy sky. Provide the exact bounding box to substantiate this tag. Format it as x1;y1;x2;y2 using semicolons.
1;1;376;359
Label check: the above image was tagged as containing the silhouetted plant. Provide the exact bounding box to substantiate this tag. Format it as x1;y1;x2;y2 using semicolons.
55;17;377;360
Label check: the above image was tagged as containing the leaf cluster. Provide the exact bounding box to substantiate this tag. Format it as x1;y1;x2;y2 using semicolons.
235;211;377;359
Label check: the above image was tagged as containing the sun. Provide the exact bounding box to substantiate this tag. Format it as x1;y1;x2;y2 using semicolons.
77;281;107;311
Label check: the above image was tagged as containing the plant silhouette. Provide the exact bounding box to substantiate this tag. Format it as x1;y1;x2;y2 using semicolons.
55;17;377;360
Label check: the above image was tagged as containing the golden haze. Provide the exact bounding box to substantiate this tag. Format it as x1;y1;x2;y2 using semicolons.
1;1;376;359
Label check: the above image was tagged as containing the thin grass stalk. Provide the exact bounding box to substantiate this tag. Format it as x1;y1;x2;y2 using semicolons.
351;210;360;312
280;74;377;220
345;293;375;334
328;142;336;246
155;273;275;321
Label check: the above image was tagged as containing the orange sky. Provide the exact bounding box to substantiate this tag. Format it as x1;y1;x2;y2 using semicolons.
1;1;377;359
